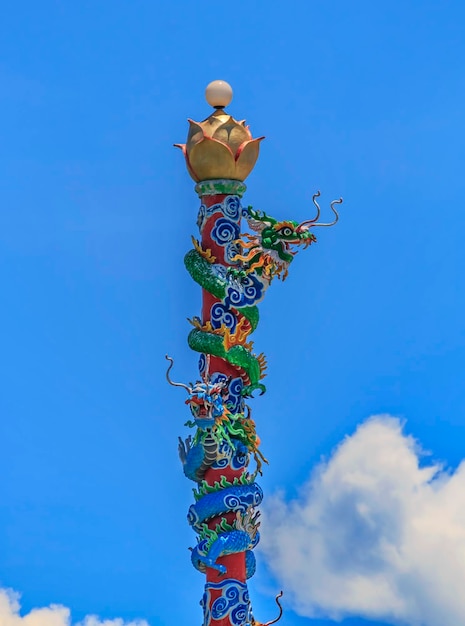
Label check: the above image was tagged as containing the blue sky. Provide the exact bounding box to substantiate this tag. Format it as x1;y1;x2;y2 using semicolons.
1;1;465;625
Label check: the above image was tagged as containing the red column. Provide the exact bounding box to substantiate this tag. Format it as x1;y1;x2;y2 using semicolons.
198;190;251;626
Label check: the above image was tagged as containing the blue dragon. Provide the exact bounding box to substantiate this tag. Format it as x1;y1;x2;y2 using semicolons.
166;356;263;574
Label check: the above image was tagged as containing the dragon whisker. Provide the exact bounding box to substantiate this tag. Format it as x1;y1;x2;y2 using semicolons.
165;355;192;393
263;591;284;626
311;197;343;228
297;190;321;230
252;591;284;626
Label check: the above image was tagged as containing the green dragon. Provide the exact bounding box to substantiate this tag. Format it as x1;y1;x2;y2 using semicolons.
184;191;342;396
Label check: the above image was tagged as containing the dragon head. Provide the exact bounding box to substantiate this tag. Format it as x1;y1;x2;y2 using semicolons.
237;192;342;281
165;355;230;428
185;378;229;427
259;219;316;263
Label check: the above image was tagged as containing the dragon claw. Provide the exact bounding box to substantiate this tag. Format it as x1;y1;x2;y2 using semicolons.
216;563;227;575
242;383;267;398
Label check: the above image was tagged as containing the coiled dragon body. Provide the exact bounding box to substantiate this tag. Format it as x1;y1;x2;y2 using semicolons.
167;186;341;625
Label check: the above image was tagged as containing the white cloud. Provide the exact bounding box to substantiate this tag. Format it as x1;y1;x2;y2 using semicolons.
0;589;149;626
260;416;465;626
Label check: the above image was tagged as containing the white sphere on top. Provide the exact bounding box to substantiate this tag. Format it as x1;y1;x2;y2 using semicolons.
205;80;233;108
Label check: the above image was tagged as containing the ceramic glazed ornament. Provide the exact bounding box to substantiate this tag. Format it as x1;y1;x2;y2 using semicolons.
167;81;343;626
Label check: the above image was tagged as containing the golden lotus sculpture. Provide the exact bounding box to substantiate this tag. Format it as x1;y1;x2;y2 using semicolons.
175;109;264;183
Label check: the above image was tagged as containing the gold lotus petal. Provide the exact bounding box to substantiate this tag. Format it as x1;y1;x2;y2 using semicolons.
238;120;253;140
174;143;200;181
188;137;236;181
186;119;205;152
234;137;264;180
186;161;200;181
212;119;251;155
199;111;231;137
185;153;201;181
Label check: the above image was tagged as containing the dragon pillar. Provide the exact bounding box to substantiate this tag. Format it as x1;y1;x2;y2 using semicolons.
168;80;342;626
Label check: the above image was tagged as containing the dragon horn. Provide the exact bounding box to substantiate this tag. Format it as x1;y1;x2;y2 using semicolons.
262;592;284;626
165;355;191;393
311;197;343;228
249;206;276;226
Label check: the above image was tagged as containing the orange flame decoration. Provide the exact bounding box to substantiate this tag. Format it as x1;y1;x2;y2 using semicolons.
223;317;253;351
232;234;291;281
188;318;221;335
187;317;267;380
192;237;216;264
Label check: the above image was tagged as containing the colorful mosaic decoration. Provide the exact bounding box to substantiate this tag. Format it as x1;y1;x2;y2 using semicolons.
167;172;342;625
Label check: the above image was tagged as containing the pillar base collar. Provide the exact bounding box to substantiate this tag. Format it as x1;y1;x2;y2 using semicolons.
195;179;247;198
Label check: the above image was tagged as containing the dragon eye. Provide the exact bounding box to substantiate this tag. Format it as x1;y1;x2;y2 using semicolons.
280;227;294;237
